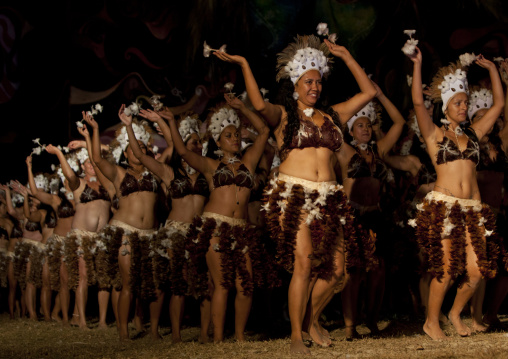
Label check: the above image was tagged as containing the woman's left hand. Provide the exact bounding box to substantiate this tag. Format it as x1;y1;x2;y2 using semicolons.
118;104;132;126
224;93;245;110
475;55;495;70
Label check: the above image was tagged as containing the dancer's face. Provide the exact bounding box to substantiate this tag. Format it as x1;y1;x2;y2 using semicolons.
81;159;96;177
350;117;372;144
218;125;240;155
186;133;203;155
124;141;146;165
295;70;322;107
445;93;468;124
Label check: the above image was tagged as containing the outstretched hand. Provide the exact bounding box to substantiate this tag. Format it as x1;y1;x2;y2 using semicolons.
213;51;247;67
475;54;495;71
45;144;61;155
324;39;351;60
68;140;86;150
155;107;174;122
139;108;164;123
82;111;99;130
224;93;245;111
77;123;90;138
407;46;422;65
118;104;132;126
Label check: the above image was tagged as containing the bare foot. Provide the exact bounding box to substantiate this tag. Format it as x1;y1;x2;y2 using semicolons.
366;321;381;336
150;332;162;341
172;335;182;344
309;323;332;347
345;326;360;341
317;324;331;339
472;320;488;333
198;335;209;344
290;339;311;355
61;320;70;327
423;321;448;340
51;315;62;323
70;315;80;326
79;323;91;331
98;322;108;330
439;312;450;325
448;313;471;337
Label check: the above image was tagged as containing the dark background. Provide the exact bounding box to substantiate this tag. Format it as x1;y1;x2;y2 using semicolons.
1;0;508;183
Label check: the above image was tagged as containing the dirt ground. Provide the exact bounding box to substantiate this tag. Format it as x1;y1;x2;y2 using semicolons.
1;310;508;359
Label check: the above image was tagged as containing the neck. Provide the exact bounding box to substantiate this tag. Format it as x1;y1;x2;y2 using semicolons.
296;100;314;110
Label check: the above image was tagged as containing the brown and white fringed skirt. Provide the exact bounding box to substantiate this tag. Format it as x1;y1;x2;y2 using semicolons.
262;173;375;278
46;233;66;290
154;219;189;296
408;191;499;281
13;238;46;288
0;246;8;287
65;229;98;291
100;220;158;303
185;212;256;299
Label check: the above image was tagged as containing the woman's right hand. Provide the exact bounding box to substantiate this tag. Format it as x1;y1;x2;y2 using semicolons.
45;144;61;155
408;46;422;65
141;108;167;122
82;112;99;129
118;104;132;126
68;140;86;150
213;51;247;67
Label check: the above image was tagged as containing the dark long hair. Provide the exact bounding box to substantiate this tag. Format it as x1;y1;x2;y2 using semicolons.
275;78;341;153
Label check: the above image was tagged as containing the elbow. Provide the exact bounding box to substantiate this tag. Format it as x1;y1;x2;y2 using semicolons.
254;102;267;114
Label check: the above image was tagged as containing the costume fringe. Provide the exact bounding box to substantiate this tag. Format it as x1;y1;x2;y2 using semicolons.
247;226;282;289
82;233;97;286
186;216;212;299
95;225;116;291
65;231;80;291
46;235;65;290
27;242;45;288
152;228;172;292
0;250;7;287
13;241;30;290
412;192;498;280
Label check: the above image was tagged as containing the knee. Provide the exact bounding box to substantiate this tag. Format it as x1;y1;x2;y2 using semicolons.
293;255;312;278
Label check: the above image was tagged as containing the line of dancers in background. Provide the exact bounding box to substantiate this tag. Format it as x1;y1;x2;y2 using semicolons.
1;25;508;354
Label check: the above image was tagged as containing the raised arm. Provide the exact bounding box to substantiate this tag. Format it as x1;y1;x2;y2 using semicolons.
45;144;80;191
374;83;406;158
0;184;18;217
470;56;504;140
140;107;174;160
408;47;435;142
83;114;118;182
326;40;377;124
213;52;282;128
225;94;269;170
15;185;42;222
26;156;58;207
119;105;172;183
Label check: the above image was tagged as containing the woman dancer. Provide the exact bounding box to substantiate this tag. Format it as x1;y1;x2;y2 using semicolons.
0;185;24;319
335;81;405;338
86;108;163;340
214;33;376;353
408;47;504;339
25;156;75;324
157;94;269;342
127;109;212;343
46;138;111;329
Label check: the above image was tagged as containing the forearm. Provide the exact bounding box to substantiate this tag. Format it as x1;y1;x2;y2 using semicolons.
126;124;143;158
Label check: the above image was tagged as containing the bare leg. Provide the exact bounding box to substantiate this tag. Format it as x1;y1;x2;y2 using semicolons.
200;296;212;343
52;294;62;321
448;232;484;337
41;260;51;321
111;288;120;328
470;279;487;332
483;276;508;327
341;271;362;340
288;221;317;354
76;256;89;329
118;239;132;340
234;253;253;341
365;259;385;335
309;232;345;341
7;261;17;319
98;290;110;329
133;299;144;333
169;294;185;343
206;237;228;342
25;262;37;320
149;289;164;340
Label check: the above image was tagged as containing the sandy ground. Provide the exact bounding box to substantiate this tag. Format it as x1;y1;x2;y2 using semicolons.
1;311;508;359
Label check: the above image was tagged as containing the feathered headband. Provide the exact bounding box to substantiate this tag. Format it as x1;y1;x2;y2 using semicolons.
178;114;201;143
468;87;493;120
276;34;332;85
110;120;153;164
429;55;476;112
347;101;380;131
207;105;240;143
31;174;49;192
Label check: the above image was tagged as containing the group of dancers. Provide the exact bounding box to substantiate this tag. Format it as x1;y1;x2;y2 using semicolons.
1;24;508;354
